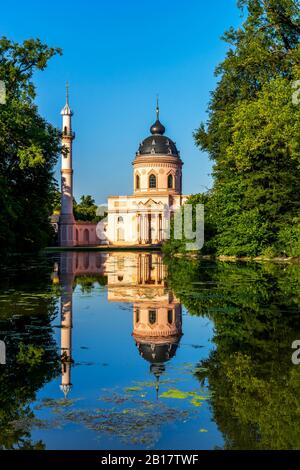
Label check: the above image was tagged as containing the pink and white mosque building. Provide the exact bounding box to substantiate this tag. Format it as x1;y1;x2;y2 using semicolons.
58;87;189;247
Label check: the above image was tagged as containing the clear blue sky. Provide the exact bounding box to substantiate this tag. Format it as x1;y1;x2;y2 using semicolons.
2;0;243;203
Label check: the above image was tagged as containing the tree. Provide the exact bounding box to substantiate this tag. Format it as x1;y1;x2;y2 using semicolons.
194;0;300;257
163;193;216;255
73;195;101;222
0;37;62;254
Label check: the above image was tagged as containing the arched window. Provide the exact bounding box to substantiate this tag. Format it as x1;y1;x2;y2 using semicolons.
84;253;89;269
117;227;125;241
64;126;67;135
117;216;124;223
136;308;140;323
83;228;89;244
168;309;173;324
136;174;140;190
149;174;157;189
168;174;173;189
149;310;157;325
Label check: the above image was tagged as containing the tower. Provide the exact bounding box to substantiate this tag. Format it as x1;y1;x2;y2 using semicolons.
59;83;76;247
106;99;189;246
133;100;184;245
133;98;183;198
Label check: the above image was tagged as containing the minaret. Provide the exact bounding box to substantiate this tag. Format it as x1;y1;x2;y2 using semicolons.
59;83;75;247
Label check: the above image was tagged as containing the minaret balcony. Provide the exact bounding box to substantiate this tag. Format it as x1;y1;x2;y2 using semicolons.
62;130;75;139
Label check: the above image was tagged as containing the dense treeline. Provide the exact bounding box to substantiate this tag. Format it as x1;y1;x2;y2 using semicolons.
0;37;61;254
167;0;300;257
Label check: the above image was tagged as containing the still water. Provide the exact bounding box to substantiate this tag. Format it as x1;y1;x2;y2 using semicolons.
0;251;300;450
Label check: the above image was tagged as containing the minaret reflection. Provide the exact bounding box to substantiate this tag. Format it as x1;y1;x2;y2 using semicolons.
55;252;182;397
55;252;108;397
57;253;75;398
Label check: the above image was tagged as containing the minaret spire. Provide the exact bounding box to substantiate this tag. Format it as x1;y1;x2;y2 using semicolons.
150;95;165;135
66;81;69;105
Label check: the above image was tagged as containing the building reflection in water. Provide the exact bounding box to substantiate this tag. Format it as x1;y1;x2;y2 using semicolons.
55;252;182;397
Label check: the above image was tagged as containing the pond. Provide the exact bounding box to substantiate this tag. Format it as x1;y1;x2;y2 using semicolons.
0;251;300;450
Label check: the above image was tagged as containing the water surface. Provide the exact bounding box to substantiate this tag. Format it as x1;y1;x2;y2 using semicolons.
0;252;300;450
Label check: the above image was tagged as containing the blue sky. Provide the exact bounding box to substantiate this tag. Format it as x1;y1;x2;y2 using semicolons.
2;0;243;203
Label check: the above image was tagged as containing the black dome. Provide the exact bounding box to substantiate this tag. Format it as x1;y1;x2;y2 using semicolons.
137;104;180;157
138;134;179;157
150;119;165;135
136;342;179;364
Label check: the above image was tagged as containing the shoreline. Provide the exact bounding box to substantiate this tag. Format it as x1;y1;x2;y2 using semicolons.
170;252;300;263
44;246;300;263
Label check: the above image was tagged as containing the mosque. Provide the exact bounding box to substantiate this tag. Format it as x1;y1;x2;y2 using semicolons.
58;87;189;247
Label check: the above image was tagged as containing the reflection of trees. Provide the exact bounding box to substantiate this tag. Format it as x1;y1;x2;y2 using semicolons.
0;255;60;449
74;274;107;293
165;257;300;449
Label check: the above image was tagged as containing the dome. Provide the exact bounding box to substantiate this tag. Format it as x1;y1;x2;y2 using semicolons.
138;135;179;157
150;119;165;135
136;103;180;157
136;341;179;364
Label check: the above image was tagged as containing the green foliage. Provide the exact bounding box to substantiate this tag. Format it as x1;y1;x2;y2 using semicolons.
165;255;300;448
0;37;62;254
73;195;101;222
163;193;214;255
192;0;300;257
276;220;300;257
16;343;45;368
50;189;61;213
0;255;60;449
74;274;108;293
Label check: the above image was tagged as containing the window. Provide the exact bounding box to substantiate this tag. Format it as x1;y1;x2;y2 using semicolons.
117;227;124;241
83;229;89;244
149;310;157;325
117;216;124;223
136;308;140;323
149;174;157;189
136;174;140;190
168;309;173;324
84;253;89;269
168;174;173;189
